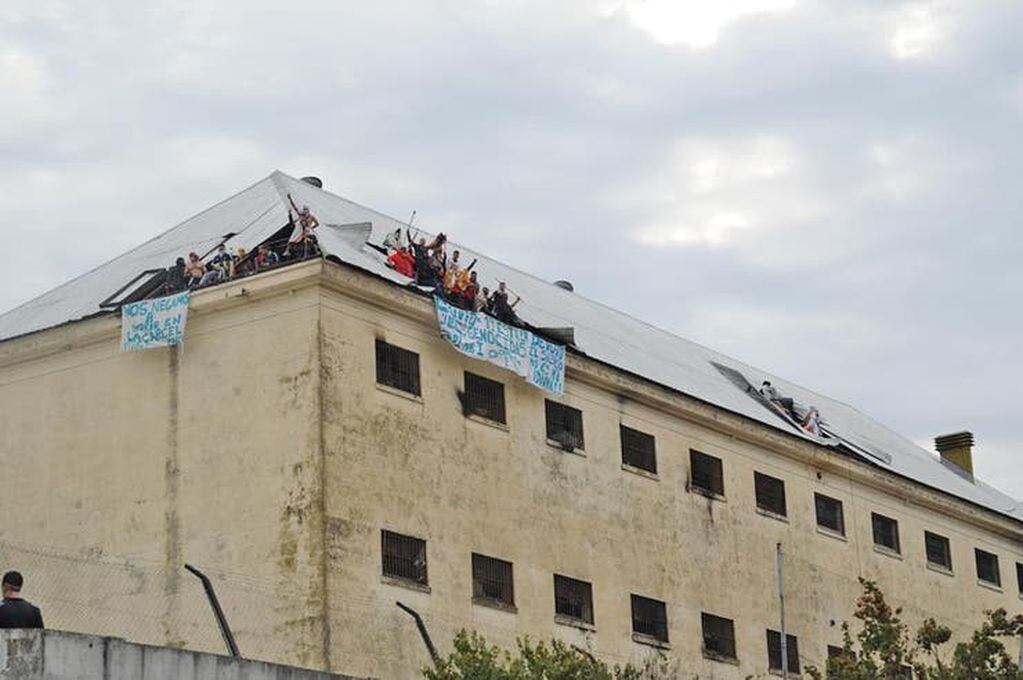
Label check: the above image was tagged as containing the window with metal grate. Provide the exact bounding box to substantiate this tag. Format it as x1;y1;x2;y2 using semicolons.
375;339;421;396
545;400;584;451
872;513;901;553
553;574;593;624
472;553;514;607
976;548;1001;586
925;531;952;571
701;613;736;660
755;472;786;516
464;372;506;424
815;493;845;535
620;425;656;474
766;630;800;673
631;594;668;643
690;450;724;496
381;530;428;585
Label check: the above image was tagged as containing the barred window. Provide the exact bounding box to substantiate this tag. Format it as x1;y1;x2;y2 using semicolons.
630;594;668;643
464;372;506;424
545;400;584;451
766;630;800;673
701;613;736;660
925;531;952;571
472;553;514;607
553;574;593;625
620;425;656;474
976;549;1001;586
375;339;421;396
755;472;786;516
381;530;427;586
815;493;845;535
872;513;900;554
690;450;724;496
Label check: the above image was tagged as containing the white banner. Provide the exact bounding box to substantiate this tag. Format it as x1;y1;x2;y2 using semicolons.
435;296;565;394
120;291;190;352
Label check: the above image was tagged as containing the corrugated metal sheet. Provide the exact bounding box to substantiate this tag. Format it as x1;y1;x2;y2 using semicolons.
2;170;1019;523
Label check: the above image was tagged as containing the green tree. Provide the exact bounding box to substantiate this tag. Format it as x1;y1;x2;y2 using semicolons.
806;578;1023;680
423;630;678;680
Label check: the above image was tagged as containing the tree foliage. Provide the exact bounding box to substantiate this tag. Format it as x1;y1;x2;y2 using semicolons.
423;630;678;680
806;578;1023;680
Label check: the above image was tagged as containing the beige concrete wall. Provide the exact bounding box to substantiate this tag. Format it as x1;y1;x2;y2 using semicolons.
0;268;329;670
1;261;1021;680
315;269;1023;679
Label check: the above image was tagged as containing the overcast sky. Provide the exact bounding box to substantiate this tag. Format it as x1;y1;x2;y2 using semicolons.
3;1;1021;496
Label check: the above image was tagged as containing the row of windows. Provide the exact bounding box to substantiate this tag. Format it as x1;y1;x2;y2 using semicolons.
383;529;807;671
376;340;1020;595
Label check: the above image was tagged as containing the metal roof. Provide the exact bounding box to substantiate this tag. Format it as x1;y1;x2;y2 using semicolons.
2;170;1019;523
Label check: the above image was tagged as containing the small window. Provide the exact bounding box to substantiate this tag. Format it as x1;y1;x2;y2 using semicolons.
701;613;736;661
545;400;584;451
381;530;427;585
464;372;506;424
472;553;514;607
755;472;787;516
815;493;845;535
620;425;656;474
976;549;1001;586
375;339;421;396
690;450;724;496
630;594;669;643
828;644;854;661
1016;562;1023;595
872;513;900;554
554;574;593;625
766;630;800;673
924;532;952;571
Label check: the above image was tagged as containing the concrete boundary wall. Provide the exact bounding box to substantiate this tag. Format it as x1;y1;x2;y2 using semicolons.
0;630;366;680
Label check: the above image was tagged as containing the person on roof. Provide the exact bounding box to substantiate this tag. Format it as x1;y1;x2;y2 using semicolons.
489;281;521;325
232;248;253;277
445;250;477;297
185;252;206;288
461;271;479;310
760;380;796;418
210;244;233;279
387;246;415;278
382;228;404;253
0;571;43;629
164;257;187;294
802;406;822;436
475;285;490;313
287;193;320;242
254;244;280;270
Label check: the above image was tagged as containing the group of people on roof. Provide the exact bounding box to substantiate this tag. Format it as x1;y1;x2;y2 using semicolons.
760;380;823;437
163;194;320;295
381;227;524;326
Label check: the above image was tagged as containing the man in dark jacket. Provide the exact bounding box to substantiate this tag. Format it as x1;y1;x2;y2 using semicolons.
0;571;43;629
164;257;187;294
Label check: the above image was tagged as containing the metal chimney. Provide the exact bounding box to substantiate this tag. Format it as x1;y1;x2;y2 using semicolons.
935;431;974;475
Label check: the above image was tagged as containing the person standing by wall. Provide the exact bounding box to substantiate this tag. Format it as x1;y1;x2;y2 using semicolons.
0;571;43;629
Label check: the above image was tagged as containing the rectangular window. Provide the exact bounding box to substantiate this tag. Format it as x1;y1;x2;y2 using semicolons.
976;549;1001;586
755;472;787;516
701;613;736;661
554;574;593;625
872;513;901;554
381;530;427;586
620;425;657;474
924;531;952;571
375;339;421;396
630;594;669;643
1016;562;1023;595
766;630;800;673
463;372;506;424
472;553;514;607
690;450;724;496
545;400;584;451
815;493;845;535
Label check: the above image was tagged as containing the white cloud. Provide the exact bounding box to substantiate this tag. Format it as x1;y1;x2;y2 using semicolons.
889;3;954;60
612;0;797;48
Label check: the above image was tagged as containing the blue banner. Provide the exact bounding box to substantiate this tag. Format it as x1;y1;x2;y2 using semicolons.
435;296;565;395
120;291;190;352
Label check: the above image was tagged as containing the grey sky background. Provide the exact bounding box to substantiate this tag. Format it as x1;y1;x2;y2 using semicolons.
3;1;1021;495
